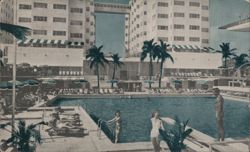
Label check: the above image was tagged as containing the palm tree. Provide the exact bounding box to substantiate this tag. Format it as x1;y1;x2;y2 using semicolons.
0;22;30;40
86;45;108;91
159;116;193;152
3;120;47;152
110;53;124;88
155;40;174;88
232;53;249;69
216;42;236;68
140;39;157;88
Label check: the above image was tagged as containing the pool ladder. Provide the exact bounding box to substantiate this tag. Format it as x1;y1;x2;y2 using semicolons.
97;119;115;141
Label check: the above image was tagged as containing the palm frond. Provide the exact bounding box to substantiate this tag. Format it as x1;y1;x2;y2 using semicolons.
0;22;30;40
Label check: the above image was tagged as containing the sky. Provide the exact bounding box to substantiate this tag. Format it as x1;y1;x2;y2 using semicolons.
95;0;250;56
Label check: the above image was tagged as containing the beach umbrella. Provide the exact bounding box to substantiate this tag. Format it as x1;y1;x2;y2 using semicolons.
23;79;39;86
8;80;24;88
42;79;56;85
0;81;12;89
106;80;118;83
172;80;182;84
73;79;88;84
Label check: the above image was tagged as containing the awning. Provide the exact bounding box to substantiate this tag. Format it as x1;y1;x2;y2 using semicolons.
39;39;45;44
61;40;66;45
24;39;31;44
54;40;59;45
17;40;23;44
32;39;38;44
46;40;51;44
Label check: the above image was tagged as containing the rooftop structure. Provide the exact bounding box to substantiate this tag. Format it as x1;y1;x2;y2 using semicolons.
219;17;250;32
219;0;250;32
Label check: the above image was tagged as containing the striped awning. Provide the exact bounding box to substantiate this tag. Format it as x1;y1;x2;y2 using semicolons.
24;39;31;44
171;44;207;51
17;39;84;47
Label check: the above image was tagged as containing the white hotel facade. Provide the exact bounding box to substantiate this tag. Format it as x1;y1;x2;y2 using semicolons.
126;0;210;56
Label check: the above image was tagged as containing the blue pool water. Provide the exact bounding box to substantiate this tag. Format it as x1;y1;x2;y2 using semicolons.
51;97;250;143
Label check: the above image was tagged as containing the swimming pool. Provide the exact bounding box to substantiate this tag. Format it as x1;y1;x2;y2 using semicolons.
51;96;250;143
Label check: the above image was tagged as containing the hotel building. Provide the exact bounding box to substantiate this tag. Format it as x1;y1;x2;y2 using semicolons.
126;0;210;56
15;0;95;51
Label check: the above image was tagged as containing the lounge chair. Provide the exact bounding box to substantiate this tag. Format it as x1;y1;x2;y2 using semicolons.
109;89;113;94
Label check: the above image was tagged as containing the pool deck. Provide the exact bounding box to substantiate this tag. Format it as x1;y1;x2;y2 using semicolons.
1;106;249;152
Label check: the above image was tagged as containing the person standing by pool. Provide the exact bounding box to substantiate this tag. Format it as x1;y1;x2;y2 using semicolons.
213;88;225;141
151;111;164;152
107;111;122;143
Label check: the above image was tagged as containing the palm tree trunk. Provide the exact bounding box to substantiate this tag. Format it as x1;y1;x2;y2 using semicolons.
96;64;100;92
111;65;116;88
159;61;163;88
224;58;227;68
149;55;153;88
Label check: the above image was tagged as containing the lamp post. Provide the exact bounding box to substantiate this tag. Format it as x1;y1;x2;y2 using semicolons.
11;0;18;134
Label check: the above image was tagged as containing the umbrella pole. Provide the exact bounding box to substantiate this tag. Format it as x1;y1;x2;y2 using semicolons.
11;38;17;135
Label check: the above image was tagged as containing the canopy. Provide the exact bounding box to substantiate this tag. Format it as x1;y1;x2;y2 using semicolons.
42;79;56;85
23;79;39;86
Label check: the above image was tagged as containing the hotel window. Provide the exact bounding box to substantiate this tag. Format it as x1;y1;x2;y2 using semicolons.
144;11;147;15
202;5;209;10
85;39;89;43
71;8;83;13
174;36;185;41
158;14;168;18
34;2;47;8
189;25;200;30
174;24;185;29
158;25;168;30
53;31;66;36
19;17;31;22
33;30;47;35
202;28;209;32
189;37;200;42
70;33;82;38
189;2;200;7
86;7;90;11
144;31;147;35
53;4;66;10
144;1;147;5
174;0;185;6
70;20;82;26
174;12;185;17
202;17;209;21
19;4;31;9
202;39;209;43
158;2;168;7
86;28;90;33
189;13;200;18
33;16;47;22
53;17;66;23
158;37;168;42
144;21;147;25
